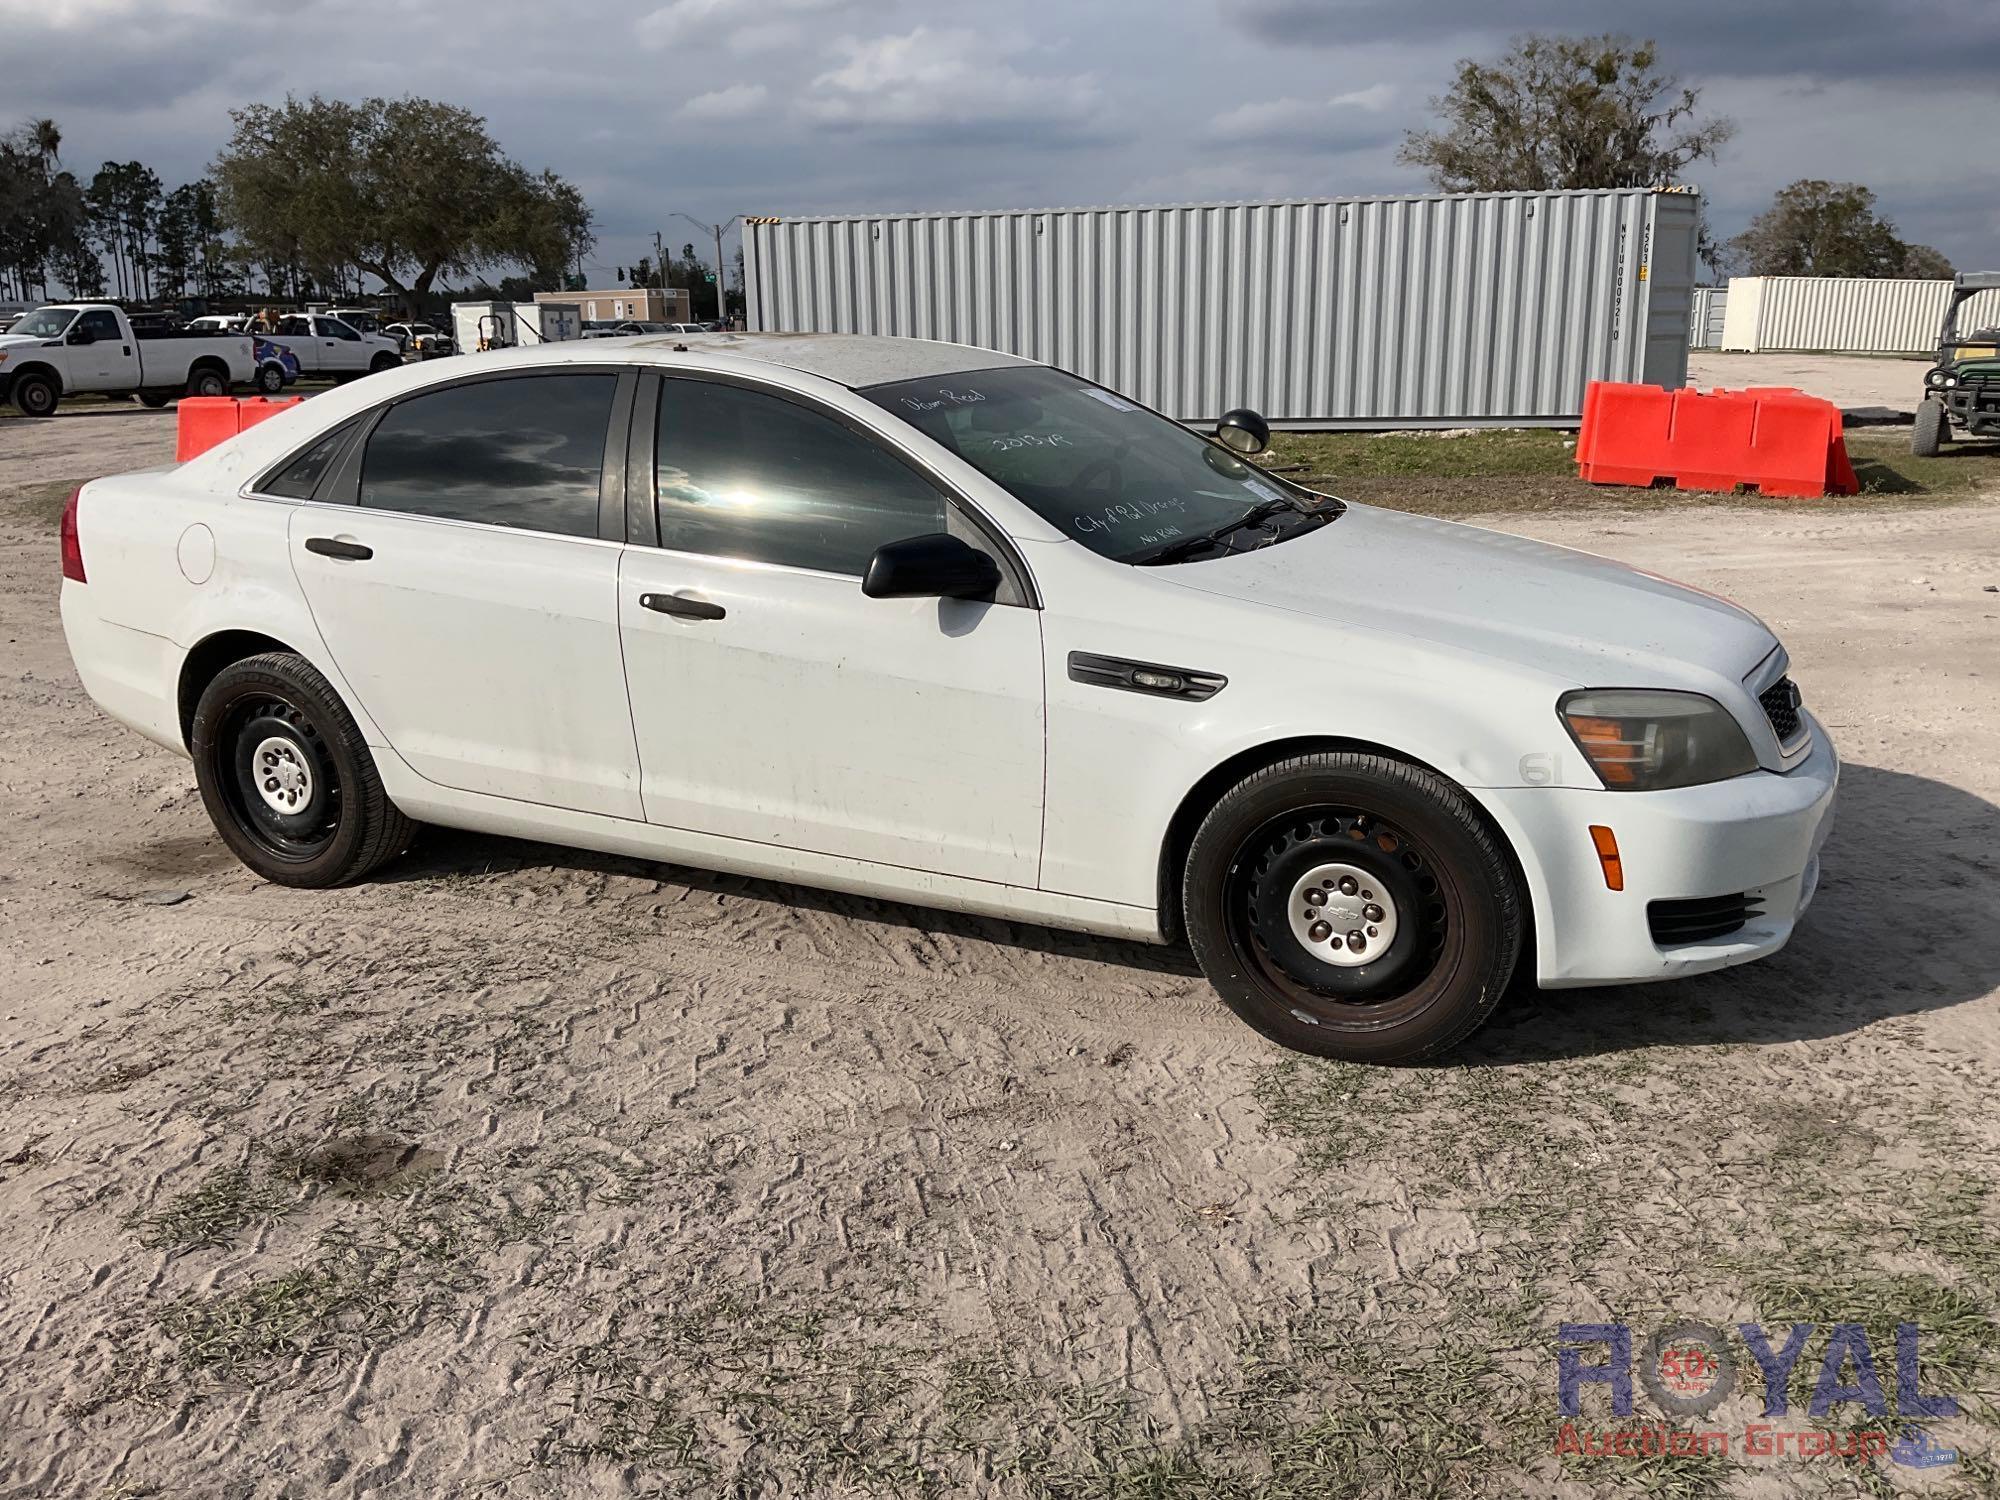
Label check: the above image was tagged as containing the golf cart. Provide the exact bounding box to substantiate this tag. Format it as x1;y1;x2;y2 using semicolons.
1913;270;2000;455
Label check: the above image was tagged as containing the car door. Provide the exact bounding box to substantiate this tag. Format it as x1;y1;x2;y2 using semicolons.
618;374;1046;886
315;317;367;371
286;368;644;818
70;309;137;391
269;316;317;373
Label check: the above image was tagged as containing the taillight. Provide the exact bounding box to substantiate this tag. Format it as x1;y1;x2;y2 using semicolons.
60;485;86;583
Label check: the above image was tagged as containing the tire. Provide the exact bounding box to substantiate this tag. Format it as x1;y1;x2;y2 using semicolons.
369;352;401;375
255;363;285;395
1181;752;1523;1062
186;365;228;399
11;371;58;417
138;392;171;409
189;652;416;887
1912;397;1946;458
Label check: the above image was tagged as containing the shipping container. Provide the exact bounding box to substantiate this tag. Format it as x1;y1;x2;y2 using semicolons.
1690;286;1729;349
743;188;1700;428
1720;276;2000;355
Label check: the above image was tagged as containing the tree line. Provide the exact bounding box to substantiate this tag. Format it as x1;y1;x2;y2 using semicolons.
0;97;594;312
1398;33;1956;280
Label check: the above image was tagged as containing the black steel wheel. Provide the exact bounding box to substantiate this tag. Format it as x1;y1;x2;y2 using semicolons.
190;652;415;886
1183;752;1523;1062
12;371;58;417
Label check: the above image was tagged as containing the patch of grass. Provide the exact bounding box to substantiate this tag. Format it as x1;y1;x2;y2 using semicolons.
126;1162;297;1250
1262;426;1996;517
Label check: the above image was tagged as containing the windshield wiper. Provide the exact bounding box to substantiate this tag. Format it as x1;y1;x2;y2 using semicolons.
1135;498;1307;566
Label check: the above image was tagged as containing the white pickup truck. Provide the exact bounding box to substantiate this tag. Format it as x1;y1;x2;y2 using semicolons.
0;303;259;416
263;313;405;379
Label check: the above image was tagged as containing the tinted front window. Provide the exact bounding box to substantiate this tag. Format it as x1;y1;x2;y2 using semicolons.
655;379;945;574
78;310;122;340
862;366;1314;562
361;374;615;537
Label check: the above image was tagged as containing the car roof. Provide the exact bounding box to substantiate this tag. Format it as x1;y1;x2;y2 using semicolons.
617;331;1036;387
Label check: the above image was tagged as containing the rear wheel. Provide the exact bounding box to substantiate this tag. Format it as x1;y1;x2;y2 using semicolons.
139;392;171;409
11;371;58;417
1182;752;1523;1062
190;652;416;887
186;365;228;399
1912;397;1947;457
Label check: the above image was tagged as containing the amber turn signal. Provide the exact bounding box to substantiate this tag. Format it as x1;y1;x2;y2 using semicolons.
1588;825;1624;891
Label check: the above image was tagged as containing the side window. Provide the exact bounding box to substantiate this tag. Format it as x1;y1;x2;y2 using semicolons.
261;419;358;500
359;374;616;538
323;318;361;341
655;381;945;575
277;316;309;336
80;310;122;340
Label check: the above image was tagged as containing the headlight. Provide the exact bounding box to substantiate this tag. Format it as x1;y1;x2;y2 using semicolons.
1557;690;1758;791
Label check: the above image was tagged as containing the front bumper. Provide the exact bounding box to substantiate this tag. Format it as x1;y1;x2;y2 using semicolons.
1479;711;1839;987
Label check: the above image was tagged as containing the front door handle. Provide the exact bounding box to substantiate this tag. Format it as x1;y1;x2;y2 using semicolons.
305;536;373;561
639;591;725;621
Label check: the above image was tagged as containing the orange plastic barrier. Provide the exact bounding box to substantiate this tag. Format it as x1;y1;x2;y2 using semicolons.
175;395;304;462
1575;382;1859;499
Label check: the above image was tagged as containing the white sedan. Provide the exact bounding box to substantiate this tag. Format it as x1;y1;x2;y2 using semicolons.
58;335;1836;1061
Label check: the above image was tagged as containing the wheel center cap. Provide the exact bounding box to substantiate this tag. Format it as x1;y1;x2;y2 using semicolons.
251;735;313;814
1286;861;1399;966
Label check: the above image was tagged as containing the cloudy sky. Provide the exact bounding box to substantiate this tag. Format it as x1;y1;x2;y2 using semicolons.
7;0;1998;287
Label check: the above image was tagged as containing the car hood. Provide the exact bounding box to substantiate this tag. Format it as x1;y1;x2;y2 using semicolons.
1160;501;1779;690
0;332;56;352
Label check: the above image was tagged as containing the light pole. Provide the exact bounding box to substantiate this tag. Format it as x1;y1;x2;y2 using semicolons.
672;212;740;324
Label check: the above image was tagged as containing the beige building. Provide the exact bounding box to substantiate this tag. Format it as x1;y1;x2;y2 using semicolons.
539;288;692;324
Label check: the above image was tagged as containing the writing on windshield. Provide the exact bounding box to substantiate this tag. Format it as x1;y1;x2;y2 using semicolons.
861;366;1315;563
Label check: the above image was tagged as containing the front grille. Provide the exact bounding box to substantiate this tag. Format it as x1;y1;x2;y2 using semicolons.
1759;676;1803;746
1648;893;1764;946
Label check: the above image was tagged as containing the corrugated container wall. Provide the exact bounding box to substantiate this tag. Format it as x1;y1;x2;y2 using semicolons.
744;189;1699;427
1721;276;2000;354
1689;286;1728;349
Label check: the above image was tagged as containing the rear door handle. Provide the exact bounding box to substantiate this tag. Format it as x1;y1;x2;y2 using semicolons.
305;537;373;561
639;591;725;620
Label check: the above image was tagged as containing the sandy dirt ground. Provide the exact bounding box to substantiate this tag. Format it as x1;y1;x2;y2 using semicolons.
1687;351;1929;412
2;408;1997;1498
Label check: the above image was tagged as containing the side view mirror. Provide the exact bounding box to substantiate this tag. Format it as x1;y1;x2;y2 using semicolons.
67;326;95;346
862;532;1001;601
1215;407;1270;455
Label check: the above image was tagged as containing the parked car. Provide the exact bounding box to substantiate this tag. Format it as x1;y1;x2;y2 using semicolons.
326;308;386;336
188;314;254;335
382;322;455;357
252;336;301;394
262;313;403;380
0;302;258;415
57;335;1837;1062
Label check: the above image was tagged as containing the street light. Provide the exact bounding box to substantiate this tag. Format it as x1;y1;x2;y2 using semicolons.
671;212;740;324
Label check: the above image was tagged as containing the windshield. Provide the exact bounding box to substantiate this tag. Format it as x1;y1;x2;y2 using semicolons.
862;365;1327;563
11;307;79;339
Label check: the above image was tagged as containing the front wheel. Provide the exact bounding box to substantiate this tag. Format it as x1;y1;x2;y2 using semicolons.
369;352;402;375
1182;752;1523;1062
11;371;59;417
1912;397;1947;458
139;392;171;409
190;652;416;887
255;363;285;395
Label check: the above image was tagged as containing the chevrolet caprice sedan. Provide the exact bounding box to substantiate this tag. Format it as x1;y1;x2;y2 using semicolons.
59;334;1837;1061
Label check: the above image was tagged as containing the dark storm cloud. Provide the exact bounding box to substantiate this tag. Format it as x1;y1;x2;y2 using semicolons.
1234;0;2000;83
